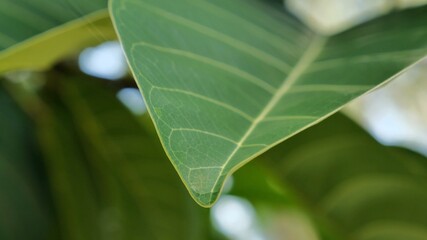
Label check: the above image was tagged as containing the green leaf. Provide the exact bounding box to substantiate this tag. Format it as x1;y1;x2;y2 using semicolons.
111;0;427;206
34;73;210;239
0;0;114;73
36;96;103;240
0;85;52;240
258;114;427;240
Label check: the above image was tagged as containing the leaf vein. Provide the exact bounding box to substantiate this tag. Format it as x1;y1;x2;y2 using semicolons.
208;35;327;196
170;128;238;145
309;48;427;72
131;42;276;93
195;1;302;57
289;84;374;94
263;115;318;122
152;86;254;122
127;1;291;72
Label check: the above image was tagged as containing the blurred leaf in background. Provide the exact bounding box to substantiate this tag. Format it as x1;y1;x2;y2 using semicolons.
1;0;427;239
233;114;427;240
2;72;216;239
0;0;114;73
0;84;53;240
287;0;427;34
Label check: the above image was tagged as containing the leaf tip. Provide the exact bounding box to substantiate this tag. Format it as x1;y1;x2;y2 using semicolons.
183;168;228;207
190;191;220;208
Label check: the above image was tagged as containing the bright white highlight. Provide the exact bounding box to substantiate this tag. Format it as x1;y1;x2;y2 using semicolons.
346;59;427;155
211;195;265;240
222;176;234;194
117;88;146;115
79;41;128;80
287;0;427;34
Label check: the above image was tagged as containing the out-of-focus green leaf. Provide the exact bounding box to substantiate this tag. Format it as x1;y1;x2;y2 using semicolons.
35;87;106;240
35;73;210;240
111;0;427;206
0;85;52;240
231;163;290;206
0;0;114;73
231;159;337;240
257;114;427;240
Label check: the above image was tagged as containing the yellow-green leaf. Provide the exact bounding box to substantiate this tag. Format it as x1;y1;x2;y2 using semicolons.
0;0;114;73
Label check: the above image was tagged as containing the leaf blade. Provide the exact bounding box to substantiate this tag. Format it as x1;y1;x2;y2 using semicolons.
111;0;427;206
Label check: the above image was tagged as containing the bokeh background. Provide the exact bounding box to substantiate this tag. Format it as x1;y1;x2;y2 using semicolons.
1;0;427;239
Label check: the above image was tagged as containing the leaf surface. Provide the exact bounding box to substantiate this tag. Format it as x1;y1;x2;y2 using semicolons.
111;0;427;206
0;0;114;73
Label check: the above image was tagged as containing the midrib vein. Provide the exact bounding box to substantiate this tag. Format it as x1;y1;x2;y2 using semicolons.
209;35;327;195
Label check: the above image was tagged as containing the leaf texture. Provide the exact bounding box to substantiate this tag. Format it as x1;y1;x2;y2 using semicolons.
111;0;427;206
